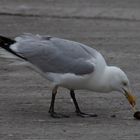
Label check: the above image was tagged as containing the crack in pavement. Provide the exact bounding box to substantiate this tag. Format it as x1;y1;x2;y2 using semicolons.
0;12;140;22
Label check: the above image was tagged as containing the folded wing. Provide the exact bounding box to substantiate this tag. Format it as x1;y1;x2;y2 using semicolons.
10;34;97;75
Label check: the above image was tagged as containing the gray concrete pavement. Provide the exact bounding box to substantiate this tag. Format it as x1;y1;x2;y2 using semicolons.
0;0;140;20
0;0;140;140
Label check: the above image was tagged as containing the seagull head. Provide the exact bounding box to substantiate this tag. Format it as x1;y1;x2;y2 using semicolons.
106;66;136;107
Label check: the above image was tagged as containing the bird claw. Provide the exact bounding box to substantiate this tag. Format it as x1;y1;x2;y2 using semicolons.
50;112;70;118
76;111;98;118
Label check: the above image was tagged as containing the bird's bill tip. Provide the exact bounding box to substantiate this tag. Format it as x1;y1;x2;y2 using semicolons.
125;92;136;107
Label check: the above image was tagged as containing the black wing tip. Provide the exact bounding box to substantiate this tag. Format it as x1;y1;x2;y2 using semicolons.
0;35;27;61
0;35;15;49
0;35;15;43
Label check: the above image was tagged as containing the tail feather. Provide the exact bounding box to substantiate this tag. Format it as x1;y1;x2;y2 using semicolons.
0;35;27;60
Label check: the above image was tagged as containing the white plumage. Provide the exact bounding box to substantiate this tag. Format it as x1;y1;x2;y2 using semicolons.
0;34;136;118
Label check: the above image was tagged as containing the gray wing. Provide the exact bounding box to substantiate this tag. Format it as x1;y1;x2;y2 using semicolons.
11;34;97;75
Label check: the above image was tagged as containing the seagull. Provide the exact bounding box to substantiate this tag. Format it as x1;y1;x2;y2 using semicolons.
0;34;136;118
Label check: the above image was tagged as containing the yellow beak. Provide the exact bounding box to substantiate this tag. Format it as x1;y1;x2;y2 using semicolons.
124;91;136;107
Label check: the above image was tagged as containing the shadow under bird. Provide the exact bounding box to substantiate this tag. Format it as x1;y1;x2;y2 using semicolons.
0;34;137;118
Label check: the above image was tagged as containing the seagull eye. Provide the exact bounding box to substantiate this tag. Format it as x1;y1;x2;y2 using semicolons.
123;82;127;86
